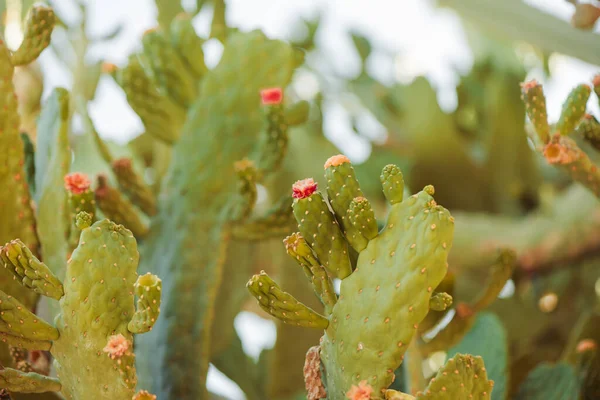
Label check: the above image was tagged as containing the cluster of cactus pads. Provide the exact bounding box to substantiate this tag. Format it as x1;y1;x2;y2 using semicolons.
247;155;496;399
1;1;600;399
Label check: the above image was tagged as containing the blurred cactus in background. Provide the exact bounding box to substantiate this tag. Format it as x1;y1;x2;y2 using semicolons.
0;0;599;399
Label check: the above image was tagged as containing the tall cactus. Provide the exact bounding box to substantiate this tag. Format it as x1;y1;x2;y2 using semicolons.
247;154;455;399
133;29;304;399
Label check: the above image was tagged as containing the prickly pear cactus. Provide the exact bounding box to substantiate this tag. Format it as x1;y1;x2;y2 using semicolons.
247;154;455;399
0;218;161;400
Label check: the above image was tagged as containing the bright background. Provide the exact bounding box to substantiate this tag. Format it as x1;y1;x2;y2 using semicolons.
8;0;600;398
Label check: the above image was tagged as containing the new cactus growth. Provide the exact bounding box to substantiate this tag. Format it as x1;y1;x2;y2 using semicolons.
248;154;455;398
0;218;161;400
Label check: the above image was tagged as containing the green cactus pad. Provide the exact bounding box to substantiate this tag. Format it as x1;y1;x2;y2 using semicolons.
292;179;352;279
324;154;364;235
0;368;61;393
10;6;56;66
254;93;290;175
520;80;550;143
116;55;185;144
52;219;144;400
111;158;157;216
415;354;493;399
320;184;454;398
556;84;591;136
284;232;337;315
169;14;207;79
94;175;149;238
429;292;453;312
346;196;379;252
141;29;198;108
380;164;405;204
247;271;329;329
128;273;162;334
447;313;508;400
0;239;64;300
515;362;580;400
576;114;600;151
0;291;58;341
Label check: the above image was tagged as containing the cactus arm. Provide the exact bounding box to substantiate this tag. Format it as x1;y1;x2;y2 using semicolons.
521;80;550;143
0;239;64;300
0;368;61;393
10;6;56;66
380;164;405;204
324;155;364;235
291;179;352;279
0;291;58;342
521;80;600;198
0;333;52;352
470;249;515;313
20;133;36;197
169;14;207;79
154;0;184;32
247;271;329;329
141;29;198;109
111;158;157;216
34;88;71;283
128;273;162;334
230;195;296;241
576;114;600;150
346;196;379;252
64;173;96;253
115;55;185;144
94;175;149;238
0;35;39;310
284;233;337;315
556;84;591;136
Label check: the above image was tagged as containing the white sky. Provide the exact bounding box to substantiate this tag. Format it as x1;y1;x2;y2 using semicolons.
15;0;600;398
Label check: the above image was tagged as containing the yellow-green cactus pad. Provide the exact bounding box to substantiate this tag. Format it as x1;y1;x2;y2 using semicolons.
520;80;550;143
0;368;61;393
10;6;56;66
324;154;364;235
128;273;162;334
556;84;591;136
141;28;198;108
247;271;329;329
0;291;58;342
415;354;493;399
0;239;64;300
52;219;146;400
116;55;185;144
292;178;352;279
169;14;207;79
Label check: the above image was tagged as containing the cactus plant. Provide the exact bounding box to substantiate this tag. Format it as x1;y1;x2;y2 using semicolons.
248;155;455;398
